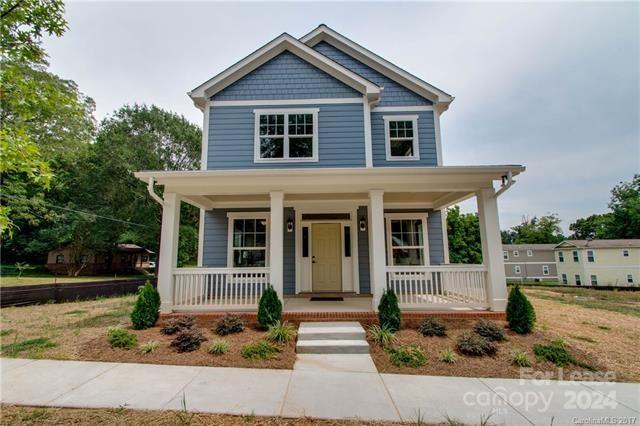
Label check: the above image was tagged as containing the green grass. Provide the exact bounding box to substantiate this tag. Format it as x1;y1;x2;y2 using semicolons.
526;287;640;317
64;310;88;316
1;274;147;287
1;337;57;357
0;329;15;337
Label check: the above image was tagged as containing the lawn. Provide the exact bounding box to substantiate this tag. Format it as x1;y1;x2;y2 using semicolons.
0;274;148;287
523;285;640;317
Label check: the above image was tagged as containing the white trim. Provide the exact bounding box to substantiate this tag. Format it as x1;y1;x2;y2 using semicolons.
504;261;556;265
253;108;319;163
384;212;430;266
197;209;205;267
582;265;640;270
383;115;420;161
363;97;373;168
514;265;521;274
441;209;450;264
200;101;210;171
433;108;443;165
226;212;271;268
507;276;558;280
526;249;533;257
542;265;550;276
513;250;520;257
372;106;434;112
212;98;362;107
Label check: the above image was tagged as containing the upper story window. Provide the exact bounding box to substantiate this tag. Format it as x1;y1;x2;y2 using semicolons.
572;250;579;262
558;251;564;262
587;250;595;262
503;251;509;260
623;249;629;257
513;250;519;257
383;115;419;161
385;213;428;266
526;249;533;257
254;109;318;162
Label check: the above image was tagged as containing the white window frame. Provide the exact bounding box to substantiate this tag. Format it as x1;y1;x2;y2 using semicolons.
573;250;579;262
587;250;595;262
514;265;521;274
590;274;598;286
527;249;533;257
623;249;629;257
542;265;549;276
513;250;519;257
558;251;564;262
226;212;270;268
253;108;319;163
384;213;430;266
561;273;568;284
383;115;420;161
628;274;634;284
575;274;582;285
503;250;509;260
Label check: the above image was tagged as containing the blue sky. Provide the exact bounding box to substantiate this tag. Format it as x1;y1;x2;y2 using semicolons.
43;1;639;232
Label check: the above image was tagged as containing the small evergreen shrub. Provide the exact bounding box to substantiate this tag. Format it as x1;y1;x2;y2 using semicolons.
506;285;536;334
532;339;597;370
257;286;282;330
208;339;230;355
240;340;279;360
511;350;532;367
160;315;195;335
214;314;245;336
418;318;447;337
130;281;160;330
439;348;457;364
107;326;137;349
367;324;396;347
170;328;207;353
378;288;401;331
266;321;297;343
456;332;497;356
140;340;160;354
473;319;506;342
388;344;428;368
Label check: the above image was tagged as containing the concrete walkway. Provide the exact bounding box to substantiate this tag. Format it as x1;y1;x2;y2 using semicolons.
2;358;638;425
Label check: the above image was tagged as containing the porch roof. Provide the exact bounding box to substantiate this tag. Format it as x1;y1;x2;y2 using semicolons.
134;165;525;210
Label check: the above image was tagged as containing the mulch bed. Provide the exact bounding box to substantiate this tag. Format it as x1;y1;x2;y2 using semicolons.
368;319;604;380
78;318;296;370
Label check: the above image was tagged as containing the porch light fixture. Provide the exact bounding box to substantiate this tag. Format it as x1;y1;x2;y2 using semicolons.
359;216;367;232
287;217;294;232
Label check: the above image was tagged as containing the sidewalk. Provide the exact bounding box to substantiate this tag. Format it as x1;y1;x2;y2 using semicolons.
2;358;638;425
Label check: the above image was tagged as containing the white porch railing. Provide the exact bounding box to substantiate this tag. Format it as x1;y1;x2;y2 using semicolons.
173;267;270;311
386;265;489;309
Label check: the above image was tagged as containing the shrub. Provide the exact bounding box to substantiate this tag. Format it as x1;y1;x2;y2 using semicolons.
511;350;532;367
388;344;428;368
439;348;457;364
215;314;245;336
140;340;160;354
456;332;497;356
378;288;401;331
160;315;195;335
208;339;230;355
266;321;297;343
130;281;161;330
473;319;506;342
418;318;447;337
367;324;396;347
107;327;137;349
257;286;282;330
533;339;574;367
170;328;207;353
240;340;279;360
506;285;536;334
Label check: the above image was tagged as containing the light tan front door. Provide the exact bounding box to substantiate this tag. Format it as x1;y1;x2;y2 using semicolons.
312;223;342;292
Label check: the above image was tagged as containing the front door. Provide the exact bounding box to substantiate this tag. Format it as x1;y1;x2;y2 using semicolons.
312;223;342;291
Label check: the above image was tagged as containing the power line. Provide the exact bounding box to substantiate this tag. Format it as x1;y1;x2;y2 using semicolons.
0;193;152;228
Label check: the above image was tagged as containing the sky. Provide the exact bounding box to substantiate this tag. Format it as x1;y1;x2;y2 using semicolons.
42;1;640;232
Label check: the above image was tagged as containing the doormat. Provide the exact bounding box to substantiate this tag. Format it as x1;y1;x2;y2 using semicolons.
309;297;344;302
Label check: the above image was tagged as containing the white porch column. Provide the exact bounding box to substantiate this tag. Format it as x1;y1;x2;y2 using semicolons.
157;192;181;314
477;187;508;311
369;189;386;310
269;191;284;300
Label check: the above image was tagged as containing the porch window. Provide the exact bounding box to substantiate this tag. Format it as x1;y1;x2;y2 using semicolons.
384;115;419;160
254;108;318;162
229;216;268;267
385;214;428;266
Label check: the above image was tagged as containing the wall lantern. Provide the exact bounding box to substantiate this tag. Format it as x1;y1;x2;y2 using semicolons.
359;216;367;232
287;217;294;232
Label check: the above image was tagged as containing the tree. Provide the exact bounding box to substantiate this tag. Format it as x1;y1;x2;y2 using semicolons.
607;175;640;239
569;214;613;240
505;214;565;244
447;205;482;264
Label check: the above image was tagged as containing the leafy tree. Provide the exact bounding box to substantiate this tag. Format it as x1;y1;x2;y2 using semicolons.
607;175;640;239
446;205;482;264
569;213;613;240
505;214;565;244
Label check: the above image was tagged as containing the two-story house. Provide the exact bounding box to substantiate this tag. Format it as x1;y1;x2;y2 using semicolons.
555;240;640;287
135;25;525;315
503;244;557;282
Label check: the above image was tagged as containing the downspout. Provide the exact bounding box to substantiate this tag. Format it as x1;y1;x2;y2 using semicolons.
495;171;515;197
147;177;164;205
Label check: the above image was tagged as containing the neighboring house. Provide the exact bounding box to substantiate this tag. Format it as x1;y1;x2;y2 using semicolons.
46;244;155;276
503;244;557;281
135;25;525;314
554;240;640;287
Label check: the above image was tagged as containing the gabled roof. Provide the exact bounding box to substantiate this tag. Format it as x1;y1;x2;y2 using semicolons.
300;24;454;112
188;33;382;109
554;239;640;249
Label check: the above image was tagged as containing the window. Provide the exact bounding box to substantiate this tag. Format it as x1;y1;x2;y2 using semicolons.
514;265;521;274
302;227;309;258
573;250;579;262
228;215;268;267
542;265;549;276
527;249;533;257
254;109;318;162
575;274;582;286
561;273;568;284
513;250;519;257
628;274;634;284
503;251;509;260
558;251;564;262
385;214;428;266
623;249;629;257
55;254;65;264
590;275;598;286
587;250;595;262
384;115;419;160
343;226;351;257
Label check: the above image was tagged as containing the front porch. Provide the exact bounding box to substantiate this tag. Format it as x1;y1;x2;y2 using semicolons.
135;166;523;314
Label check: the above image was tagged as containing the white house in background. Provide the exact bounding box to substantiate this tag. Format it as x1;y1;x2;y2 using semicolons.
555;240;640;287
135;25;525;314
